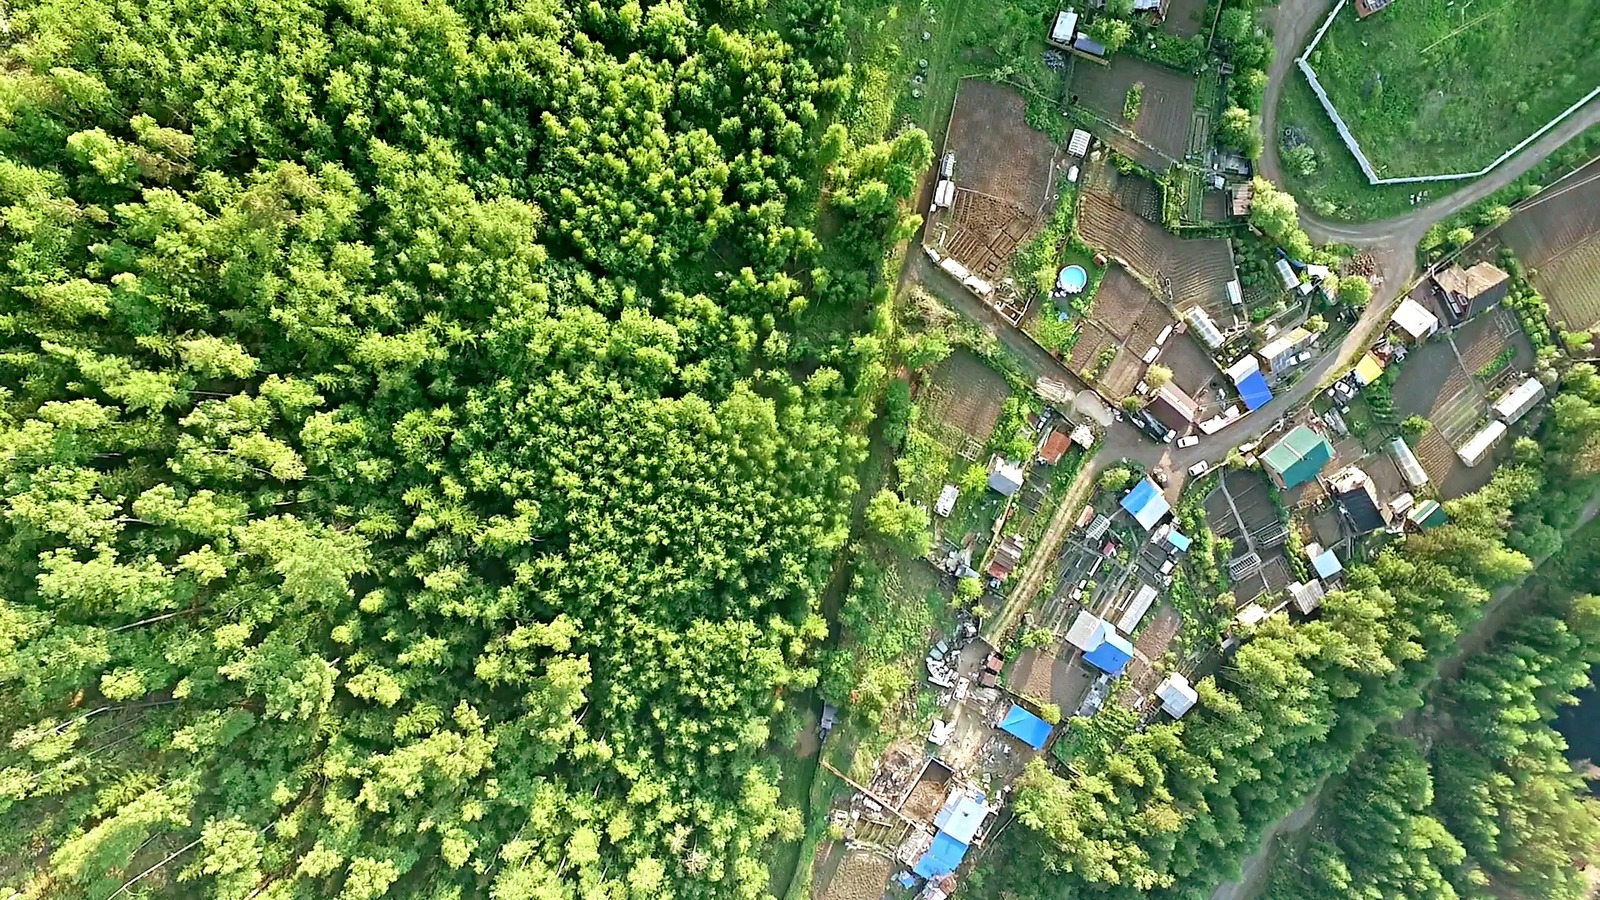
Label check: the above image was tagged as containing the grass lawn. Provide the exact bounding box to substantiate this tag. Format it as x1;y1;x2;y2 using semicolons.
1305;0;1600;179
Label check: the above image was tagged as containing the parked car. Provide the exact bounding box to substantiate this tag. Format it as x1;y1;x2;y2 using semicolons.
1176;434;1199;449
1188;460;1210;478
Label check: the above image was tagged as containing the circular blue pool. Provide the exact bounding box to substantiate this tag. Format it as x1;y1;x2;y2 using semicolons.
1057;264;1088;294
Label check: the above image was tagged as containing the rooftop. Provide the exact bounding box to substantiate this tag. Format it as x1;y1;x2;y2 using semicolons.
1156;673;1198;718
1120;478;1172;530
1262;426;1334;488
1435;261;1509;301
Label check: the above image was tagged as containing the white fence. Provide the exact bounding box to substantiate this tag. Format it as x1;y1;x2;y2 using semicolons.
1296;0;1600;185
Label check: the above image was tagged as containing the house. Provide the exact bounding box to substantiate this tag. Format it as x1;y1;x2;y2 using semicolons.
1068;128;1092;157
1120;478;1172;530
936;484;960;517
986;534;1025;581
1433;262;1511;323
1328;466;1390;535
1065;610;1135;676
1156;673;1198;718
987;456;1024;495
1038;429;1073;465
1262;425;1334;489
1390;297;1440;342
997;704;1052;750
1493;376;1547;425
1457;420;1507;466
1287;579;1326;615
1147;382;1199;432
913;788;992;878
1355;0;1393;18
1048;9;1080;48
1257;326;1314;374
1388;436;1429;489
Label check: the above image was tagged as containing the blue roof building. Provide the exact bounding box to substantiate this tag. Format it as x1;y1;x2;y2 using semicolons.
1083;631;1134;675
1237;370;1273;411
1167;530;1192;553
914;788;991;878
1309;544;1343;580
997;704;1052;750
1120;478;1172;530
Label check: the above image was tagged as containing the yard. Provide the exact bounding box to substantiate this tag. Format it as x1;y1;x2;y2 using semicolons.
928;81;1064;283
1305;0;1600;179
1077;163;1237;317
1070;56;1200;167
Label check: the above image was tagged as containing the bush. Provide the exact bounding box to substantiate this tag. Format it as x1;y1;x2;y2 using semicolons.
1124;82;1144;121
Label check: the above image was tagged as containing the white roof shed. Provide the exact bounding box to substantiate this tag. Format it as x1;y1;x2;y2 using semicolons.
1391;298;1440;341
1156;673;1199;718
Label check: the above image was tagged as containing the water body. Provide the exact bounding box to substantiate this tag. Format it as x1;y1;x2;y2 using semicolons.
1555;680;1600;793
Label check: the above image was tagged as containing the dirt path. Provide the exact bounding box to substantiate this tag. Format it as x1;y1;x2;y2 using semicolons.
988;458;1104;642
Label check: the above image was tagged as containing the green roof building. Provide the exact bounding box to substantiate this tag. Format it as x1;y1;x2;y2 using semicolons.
1262;426;1334;489
1408;499;1448;531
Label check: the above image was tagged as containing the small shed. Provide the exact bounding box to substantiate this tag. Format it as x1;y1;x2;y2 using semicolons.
1352;352;1386;387
1065;610;1108;651
1288;579;1325;615
1391;298;1440;342
1120;479;1172;530
1068;128;1092;157
1048;9;1080;48
997;704;1052;750
1408;499;1448;531
1038;429;1073;465
987;456;1024;495
1167;530;1192;553
1225;355;1261;384
1274;258;1298;291
1155;673;1198;718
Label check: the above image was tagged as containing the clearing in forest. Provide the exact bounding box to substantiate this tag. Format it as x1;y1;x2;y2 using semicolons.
1307;0;1600;178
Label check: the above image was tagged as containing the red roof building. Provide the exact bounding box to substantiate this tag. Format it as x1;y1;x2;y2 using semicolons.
1355;0;1393;18
1038;430;1073;465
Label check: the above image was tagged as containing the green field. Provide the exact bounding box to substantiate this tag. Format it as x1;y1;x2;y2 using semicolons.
1306;0;1600;179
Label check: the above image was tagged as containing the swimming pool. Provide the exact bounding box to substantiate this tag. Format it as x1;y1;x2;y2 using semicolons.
1056;264;1088;294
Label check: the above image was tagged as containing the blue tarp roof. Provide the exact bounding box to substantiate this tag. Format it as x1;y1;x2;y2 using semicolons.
914;832;969;878
896;872;919;889
998;704;1052;750
1084;631;1134;675
1312;548;1343;579
1167;530;1192;553
1120;479;1171;529
1237;371;1273;411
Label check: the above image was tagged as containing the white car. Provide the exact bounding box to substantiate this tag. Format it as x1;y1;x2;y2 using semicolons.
1188;460;1210;478
1176;435;1199;449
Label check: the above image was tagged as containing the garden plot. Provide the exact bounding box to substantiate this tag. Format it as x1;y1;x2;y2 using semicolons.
1390;310;1530;498
1161;0;1209;39
1204;470;1292;603
1120;603;1181;710
1307;0;1600;179
1070;57;1199;166
1077;164;1236;316
1009;646;1097;714
921;349;1011;459
1499;158;1600;332
818;850;894;900
928;81;1061;282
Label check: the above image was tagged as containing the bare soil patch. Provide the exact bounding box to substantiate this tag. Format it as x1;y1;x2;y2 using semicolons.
928;81;1062;282
1070;57;1199;164
921;349;1010;457
819;850;894;900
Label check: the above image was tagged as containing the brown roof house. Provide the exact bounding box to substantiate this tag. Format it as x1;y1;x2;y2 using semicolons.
987;534;1025;582
1147;383;1199;433
1355;0;1393;17
1433;261;1510;323
1037;429;1074;465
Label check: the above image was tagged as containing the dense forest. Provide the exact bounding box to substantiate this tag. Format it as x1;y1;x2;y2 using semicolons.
974;363;1600;899
1267;529;1600;900
0;0;927;897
